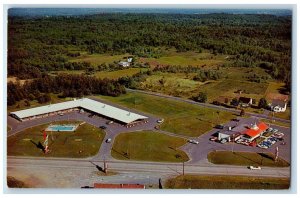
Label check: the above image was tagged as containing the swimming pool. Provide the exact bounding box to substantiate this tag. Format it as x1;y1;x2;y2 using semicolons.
46;124;78;132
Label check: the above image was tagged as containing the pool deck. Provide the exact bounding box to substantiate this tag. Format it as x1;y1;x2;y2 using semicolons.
45;124;79;132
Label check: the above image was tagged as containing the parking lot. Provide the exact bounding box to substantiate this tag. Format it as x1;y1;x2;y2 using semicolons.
181;117;291;164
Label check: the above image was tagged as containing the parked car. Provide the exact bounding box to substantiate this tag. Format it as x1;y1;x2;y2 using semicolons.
188;140;199;144
157;119;164;123
106;138;112;143
267;128;273;132
215;124;224;129
272;129;279;133
59;113;64;116
210;137;218;141
99;126;107;129
249;166;261;170
220;139;228;144
106;121;114;125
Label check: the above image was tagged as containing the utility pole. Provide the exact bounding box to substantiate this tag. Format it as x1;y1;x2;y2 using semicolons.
182;162;185;176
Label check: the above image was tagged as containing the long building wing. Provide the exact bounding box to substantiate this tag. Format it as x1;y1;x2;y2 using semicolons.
10;98;147;124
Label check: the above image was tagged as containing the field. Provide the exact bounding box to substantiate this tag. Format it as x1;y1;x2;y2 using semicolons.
139;50;228;67
7;121;105;158
164;175;290;189
207;151;290;167
94;68;147;79
139;72;203;98
69;52;130;66
111;131;188;162
96;92;236;137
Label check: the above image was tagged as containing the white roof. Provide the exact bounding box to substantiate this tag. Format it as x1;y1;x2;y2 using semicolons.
11;98;147;124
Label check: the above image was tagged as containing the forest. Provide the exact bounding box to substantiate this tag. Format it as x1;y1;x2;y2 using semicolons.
7;74;126;106
7;13;292;105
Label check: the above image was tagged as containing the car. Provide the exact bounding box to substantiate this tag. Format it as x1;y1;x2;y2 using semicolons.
59;113;64;116
210;137;218;141
188;139;199;144
272;129;279;133
99;126;107;129
106;121;114;125
215;124;224;129
249;166;261;170
106;138;112;143
257;144;268;149
220;139;228;144
157;119;164;123
267;128;273;132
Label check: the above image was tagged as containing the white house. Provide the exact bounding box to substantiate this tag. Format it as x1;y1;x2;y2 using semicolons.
118;61;130;67
270;99;287;112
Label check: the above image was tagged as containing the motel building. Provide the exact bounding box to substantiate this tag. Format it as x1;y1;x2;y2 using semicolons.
10;98;148;127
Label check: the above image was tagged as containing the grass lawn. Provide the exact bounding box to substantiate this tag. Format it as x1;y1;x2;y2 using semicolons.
96;92;235;137
207;151;290;167
164;175;290;189
260;119;291;128
7;121;105;158
111;131;188;162
273;107;291;120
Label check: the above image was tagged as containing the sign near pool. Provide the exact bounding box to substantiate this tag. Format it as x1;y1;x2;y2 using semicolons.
45;124;78;132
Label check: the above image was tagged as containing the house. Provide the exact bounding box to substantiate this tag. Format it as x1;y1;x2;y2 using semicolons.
118;61;130;67
239;97;253;107
127;57;133;63
270;99;287;112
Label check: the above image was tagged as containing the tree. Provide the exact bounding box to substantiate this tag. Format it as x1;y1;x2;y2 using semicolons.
195;92;207;103
224;98;229;104
240;109;245;116
258;98;268;109
231;98;239;106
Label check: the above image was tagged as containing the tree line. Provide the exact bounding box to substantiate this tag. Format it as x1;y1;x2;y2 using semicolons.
8;74;126;106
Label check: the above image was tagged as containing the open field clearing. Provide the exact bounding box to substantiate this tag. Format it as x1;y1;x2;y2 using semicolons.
207;151;290;167
198;79;269;102
165;175;290;189
111;131;188;162
7;121;105;158
94;68;147;79
96;92;235;137
139;50;228;67
69;52;130;66
139;72;202;98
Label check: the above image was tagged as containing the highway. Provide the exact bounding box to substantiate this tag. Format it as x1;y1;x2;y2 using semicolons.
7;156;290;187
